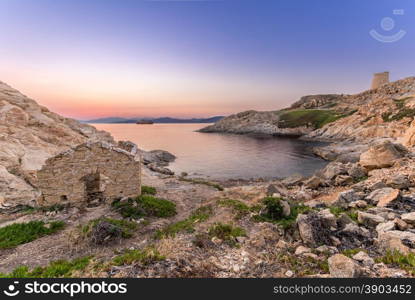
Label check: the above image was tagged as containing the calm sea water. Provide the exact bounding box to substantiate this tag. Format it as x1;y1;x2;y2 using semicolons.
92;123;327;180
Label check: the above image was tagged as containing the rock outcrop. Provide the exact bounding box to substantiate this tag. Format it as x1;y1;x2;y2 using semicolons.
201;77;415;144
0;81;113;207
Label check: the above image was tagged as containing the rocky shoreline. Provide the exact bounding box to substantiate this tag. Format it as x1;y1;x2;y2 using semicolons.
1;77;415;278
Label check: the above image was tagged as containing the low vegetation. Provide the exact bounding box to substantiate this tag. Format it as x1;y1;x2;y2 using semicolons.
141;185;157;195
178;177;224;191
155;205;213;239
275;251;329;276
207;223;246;247
0;257;91;278
382;98;415;122
376;250;415;275
112;195;176;219
278;109;345;129
112;248;165;266
0;220;65;249
217;198;257;219
329;206;358;222
253;197;312;229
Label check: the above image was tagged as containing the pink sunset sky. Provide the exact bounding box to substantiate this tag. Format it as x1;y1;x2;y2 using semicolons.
1;0;414;120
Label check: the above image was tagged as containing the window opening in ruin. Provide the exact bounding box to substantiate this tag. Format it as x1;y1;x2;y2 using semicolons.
60;195;68;202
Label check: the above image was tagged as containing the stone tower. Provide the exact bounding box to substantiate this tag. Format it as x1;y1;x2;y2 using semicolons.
371;72;389;89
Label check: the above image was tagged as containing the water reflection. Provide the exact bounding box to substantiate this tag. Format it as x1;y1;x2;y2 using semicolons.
92;123;328;180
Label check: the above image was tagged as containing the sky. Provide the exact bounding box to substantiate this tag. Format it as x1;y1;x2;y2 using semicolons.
0;0;414;120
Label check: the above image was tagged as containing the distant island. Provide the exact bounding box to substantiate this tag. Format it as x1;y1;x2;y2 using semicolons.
83;116;224;124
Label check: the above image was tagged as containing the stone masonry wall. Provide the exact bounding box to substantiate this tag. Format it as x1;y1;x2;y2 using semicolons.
36;142;141;206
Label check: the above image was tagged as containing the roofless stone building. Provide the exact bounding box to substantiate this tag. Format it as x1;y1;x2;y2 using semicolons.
36;141;141;207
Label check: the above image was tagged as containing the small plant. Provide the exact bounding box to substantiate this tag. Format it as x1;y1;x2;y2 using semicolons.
253;197;312;229
218;199;251;219
354;175;368;183
155;205;213;239
112;195;176;219
207;223;246;247
342;248;366;258
141;185;157;195
112;248;165;266
376;250;415;275
0;221;65;249
0;257;91;278
329;206;358;222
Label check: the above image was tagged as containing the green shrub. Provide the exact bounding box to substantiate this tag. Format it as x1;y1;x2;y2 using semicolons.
155;206;213;239
253;197;312;229
0;221;65;249
112;195;176;219
138;195;176;217
0;256;90;278
141;185;157;195
112;248;165;266
207;223;246;247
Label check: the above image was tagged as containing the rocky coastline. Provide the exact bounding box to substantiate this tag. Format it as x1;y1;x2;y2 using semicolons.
1;77;415;278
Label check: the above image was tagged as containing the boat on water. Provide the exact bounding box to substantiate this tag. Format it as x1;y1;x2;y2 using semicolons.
136;120;154;124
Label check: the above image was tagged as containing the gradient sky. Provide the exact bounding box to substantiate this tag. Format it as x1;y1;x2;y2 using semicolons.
1;0;414;120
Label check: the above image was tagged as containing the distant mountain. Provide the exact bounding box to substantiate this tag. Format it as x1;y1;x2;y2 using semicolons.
85;116;224;124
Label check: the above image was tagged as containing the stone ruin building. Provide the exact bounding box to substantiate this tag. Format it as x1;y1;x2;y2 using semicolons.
371;71;390;89
36;141;141;207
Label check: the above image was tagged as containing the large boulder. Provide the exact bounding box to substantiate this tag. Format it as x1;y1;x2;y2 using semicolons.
328;254;361;278
359;140;406;170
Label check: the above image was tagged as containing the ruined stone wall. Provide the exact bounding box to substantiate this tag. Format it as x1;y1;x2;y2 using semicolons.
371;72;390;90
36;142;141;206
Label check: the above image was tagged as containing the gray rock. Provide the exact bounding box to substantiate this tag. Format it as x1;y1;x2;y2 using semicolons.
334;175;354;186
141;149;176;166
328;254;361;278
352;251;375;267
357;211;385;228
147;163;175;175
267;182;288;197
282;173;304;187
386;174;410;189
321;162;347;180
377;231;411;254
333;189;360;208
295;245;311;256
401;212;415;224
375;221;395;234
366;187;400;207
347;164;367;179
304;175;324;189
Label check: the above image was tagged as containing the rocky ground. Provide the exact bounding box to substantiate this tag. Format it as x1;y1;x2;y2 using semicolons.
1;77;415;278
2;138;415;278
